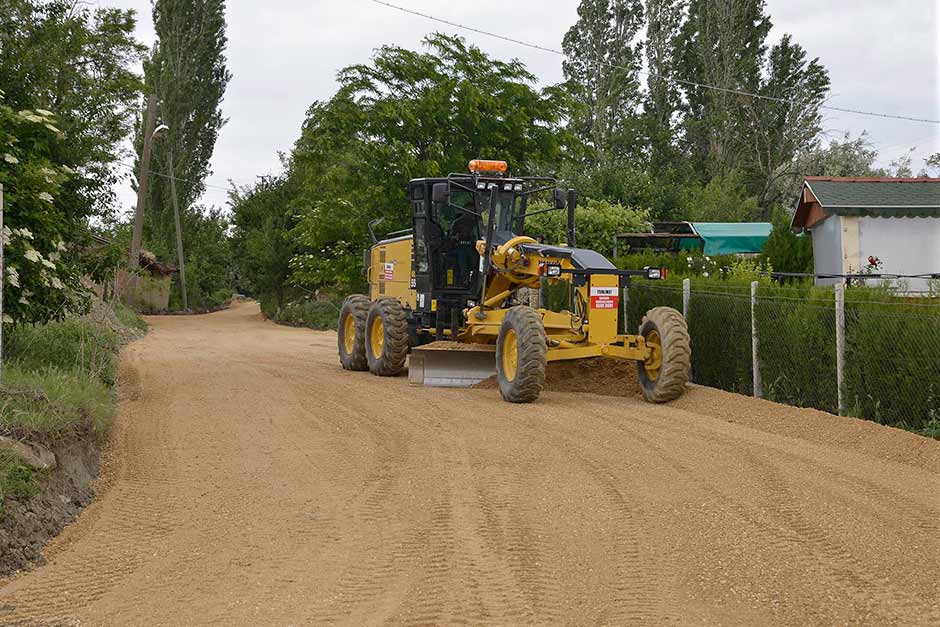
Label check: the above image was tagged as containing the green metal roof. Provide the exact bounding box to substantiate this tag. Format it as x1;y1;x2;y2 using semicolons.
689;222;773;255
805;178;940;218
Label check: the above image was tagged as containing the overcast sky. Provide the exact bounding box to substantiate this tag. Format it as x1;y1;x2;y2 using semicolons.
107;0;940;214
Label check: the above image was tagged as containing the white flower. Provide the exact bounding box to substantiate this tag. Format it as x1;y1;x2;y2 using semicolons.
2;314;12;324
41;258;55;270
50;276;64;290
60;165;74;175
18;296;28;305
3;153;17;164
6;267;19;288
0;227;10;246
49;251;59;262
56;240;66;252
24;248;41;263
38;192;53;203
35;109;54;117
16;228;33;240
44;123;62;135
702;271;709;277
17;111;43;124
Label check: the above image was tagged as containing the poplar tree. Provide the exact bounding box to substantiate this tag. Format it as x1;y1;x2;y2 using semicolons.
140;0;231;253
562;0;644;162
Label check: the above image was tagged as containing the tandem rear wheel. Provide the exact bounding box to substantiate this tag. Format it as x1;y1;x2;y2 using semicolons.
365;298;410;376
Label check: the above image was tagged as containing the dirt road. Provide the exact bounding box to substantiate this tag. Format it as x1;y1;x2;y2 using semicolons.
2;301;939;625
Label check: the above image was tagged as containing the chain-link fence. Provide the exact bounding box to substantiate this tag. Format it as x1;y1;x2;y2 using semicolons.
626;280;940;435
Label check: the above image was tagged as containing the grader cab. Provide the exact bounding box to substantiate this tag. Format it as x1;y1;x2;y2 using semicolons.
338;159;690;403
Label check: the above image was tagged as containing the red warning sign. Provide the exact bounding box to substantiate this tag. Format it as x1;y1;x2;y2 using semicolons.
590;286;619;309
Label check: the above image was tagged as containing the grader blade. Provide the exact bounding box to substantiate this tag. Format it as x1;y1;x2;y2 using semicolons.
408;343;496;388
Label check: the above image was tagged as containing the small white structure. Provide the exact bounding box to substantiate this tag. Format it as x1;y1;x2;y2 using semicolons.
791;177;940;290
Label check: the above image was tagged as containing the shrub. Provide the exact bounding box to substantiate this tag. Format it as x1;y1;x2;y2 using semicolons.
272;298;341;331
525;197;649;259
615;249;738;278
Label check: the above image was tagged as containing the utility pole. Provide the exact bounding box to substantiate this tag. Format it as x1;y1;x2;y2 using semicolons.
130;93;158;267
168;148;189;310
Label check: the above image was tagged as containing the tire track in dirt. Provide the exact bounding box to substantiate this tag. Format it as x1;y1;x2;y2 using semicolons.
2;301;939;625
577;399;940;624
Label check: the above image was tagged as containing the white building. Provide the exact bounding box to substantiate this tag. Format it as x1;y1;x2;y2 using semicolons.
791;177;940;290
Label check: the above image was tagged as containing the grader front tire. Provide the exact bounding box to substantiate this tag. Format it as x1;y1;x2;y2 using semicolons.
495;306;547;403
637;306;691;403
338;295;370;371
365;298;409;376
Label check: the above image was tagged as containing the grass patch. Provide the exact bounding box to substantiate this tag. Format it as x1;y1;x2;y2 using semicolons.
0;365;114;437
0;451;38;508
114;301;148;333
4;319;120;385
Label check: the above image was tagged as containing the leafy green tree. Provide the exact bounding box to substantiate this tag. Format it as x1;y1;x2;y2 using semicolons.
643;0;684;175
139;0;231;306
0;0;145;226
288;34;576;290
681;170;761;222
743;35;829;210
142;0;230;218
170;206;233;310
562;0;645;161
766;132;879;210
926;153;940;173
676;0;771;179
229;173;300;310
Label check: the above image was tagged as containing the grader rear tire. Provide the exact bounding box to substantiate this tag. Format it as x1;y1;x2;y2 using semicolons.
365;298;409;376
495;306;547;403
338;295;370;371
637;306;691;403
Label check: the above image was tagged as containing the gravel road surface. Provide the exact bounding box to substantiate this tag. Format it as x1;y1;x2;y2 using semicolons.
1;301;938;625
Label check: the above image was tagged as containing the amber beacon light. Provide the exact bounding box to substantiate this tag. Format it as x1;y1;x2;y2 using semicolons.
468;159;508;174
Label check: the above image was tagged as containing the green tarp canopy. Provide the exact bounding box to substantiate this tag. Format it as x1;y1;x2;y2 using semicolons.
686;222;773;255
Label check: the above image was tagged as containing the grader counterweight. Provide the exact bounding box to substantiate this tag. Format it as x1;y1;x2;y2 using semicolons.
337;159;690;403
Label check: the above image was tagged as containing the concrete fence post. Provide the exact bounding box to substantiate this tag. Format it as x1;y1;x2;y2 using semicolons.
751;281;762;398
835;282;846;415
682;278;690;320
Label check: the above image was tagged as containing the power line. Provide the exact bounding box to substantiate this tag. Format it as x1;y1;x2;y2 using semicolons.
369;0;940;126
116;161;237;193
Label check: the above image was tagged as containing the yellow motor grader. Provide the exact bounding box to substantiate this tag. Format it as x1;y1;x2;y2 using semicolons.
338;159;690;403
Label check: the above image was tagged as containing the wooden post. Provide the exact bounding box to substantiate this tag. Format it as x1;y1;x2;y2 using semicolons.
168;148;188;310
130;93;158;268
835;282;845;414
682;278;690;320
751;281;762;398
